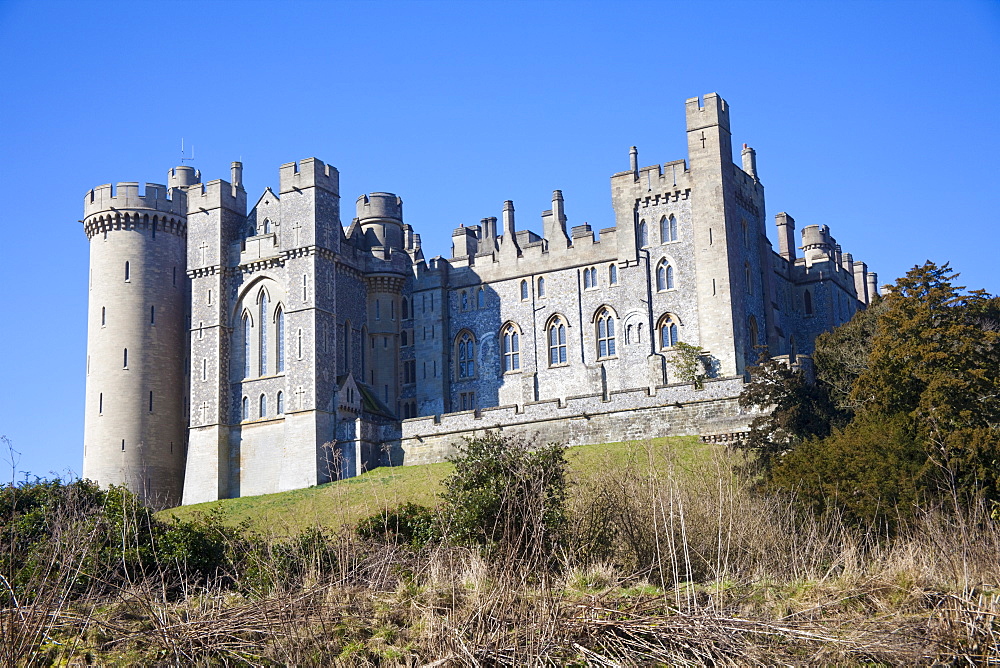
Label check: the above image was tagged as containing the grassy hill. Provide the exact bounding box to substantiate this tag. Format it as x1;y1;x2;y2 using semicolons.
161;436;715;534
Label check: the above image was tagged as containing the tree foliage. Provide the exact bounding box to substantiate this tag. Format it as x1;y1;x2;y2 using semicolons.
742;261;1000;521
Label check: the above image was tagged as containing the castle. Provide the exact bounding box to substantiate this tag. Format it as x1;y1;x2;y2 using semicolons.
81;93;878;508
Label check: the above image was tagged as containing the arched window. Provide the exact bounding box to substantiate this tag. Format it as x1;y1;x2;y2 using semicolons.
548;316;567;366
263;218;272;234
461;291;468;311
260;394;267;418
789;336;797;365
660;216;670;243
401;330;408;346
596;308;617;358
669;215;677;242
456;332;475;379
242;396;249;420
478;287;485;308
748;315;759;350
243;314;251;377
745;263;753;295
657;314;680;349
276;307;285;373
247;222;257;238
520;280;528;300
501;324;520;372
804;290;813;315
609;264;618;285
124;261;130;281
376;299;381;320
259;291;269;375
584;267;597;289
537;277;545;297
656;260;675;291
638;220;648;247
401;297;409;320
277;391;284;414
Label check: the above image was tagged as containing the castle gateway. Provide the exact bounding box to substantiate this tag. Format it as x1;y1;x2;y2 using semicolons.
81;94;876;507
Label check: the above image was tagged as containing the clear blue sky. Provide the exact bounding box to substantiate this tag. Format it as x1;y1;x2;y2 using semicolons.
1;0;997;481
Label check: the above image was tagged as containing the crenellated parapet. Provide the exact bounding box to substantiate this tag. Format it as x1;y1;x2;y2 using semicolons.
83;182;189;240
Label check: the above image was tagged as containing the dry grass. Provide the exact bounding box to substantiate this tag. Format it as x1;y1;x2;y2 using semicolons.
7;439;1000;665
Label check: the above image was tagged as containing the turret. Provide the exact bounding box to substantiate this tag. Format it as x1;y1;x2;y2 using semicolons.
741;143;757;179
801;224;834;263
775;212;796;261
629;146;639;180
81;175;191;508
357;192;404;250
542;190;570;248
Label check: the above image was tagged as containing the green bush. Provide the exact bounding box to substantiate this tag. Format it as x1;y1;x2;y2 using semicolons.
440;433;567;559
356;502;438;546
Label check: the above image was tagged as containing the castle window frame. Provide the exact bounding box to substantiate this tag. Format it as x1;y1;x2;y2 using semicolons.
660;214;678;243
595;307;617;359
243;314;252;377
401;330;408;347
501;323;521;373
656;260;675;291
123;348;128;369
657;313;680;350
478;286;486;308
745;263;753;296
583;267;598;290
276;307;285;373
638;220;649;248
242;396;249;421
461;291;468;311
124;261;130;282
804;290;813;316
260;394;267;418
101;306;106;327
258;289;269;376
547;315;568;367
609;264;618;285
748;315;760;351
459;391;476;411
277;391;284;414
150;305;155;325
455;330;476;380
537;277;545;297
402;297;409;320
520;280;528;301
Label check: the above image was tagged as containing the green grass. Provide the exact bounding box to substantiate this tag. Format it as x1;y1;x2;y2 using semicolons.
160;436;715;534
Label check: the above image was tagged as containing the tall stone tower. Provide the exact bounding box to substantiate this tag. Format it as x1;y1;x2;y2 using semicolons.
81;169;193;507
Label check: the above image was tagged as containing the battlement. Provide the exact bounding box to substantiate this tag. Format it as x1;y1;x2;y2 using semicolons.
685;93;730;132
84;181;188;219
279;157;339;195
356;192;403;222
186;178;246;213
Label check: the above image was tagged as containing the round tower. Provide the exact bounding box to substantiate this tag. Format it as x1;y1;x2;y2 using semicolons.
82;172;193;508
357;192;404;249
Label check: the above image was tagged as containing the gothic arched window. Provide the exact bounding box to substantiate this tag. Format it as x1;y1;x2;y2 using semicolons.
277;391;284;414
456;331;476;379
657;313;680;349
638;220;648;247
260;394;267;418
596;308;617;358
537;277;545;297
656;260;675;291
243;314;251;377
242;396;249;421
276;307;285;373
461;291;469;311
748;315;759;350
547;316;567;366
478;287;486;308
745;263;753;295
501;323;520;372
258;291;268;376
520;280;528;300
609;264;618;285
